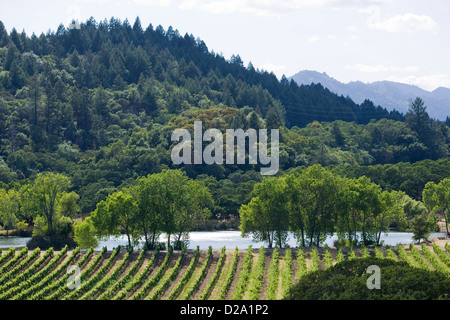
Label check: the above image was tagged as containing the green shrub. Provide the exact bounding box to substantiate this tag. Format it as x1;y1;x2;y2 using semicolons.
285;257;450;300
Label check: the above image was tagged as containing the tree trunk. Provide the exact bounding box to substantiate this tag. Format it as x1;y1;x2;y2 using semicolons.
127;233;132;249
151;232;156;249
142;222;149;247
48;215;53;237
445;209;449;237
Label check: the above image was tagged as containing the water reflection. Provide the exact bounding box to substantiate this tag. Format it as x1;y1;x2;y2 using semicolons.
94;231;446;250
0;237;32;248
0;231;445;250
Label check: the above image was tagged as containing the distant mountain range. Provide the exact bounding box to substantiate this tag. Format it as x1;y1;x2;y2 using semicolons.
290;70;450;121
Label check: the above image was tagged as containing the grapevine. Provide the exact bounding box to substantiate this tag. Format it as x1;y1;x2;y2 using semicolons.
265;248;279;300
114;247;162;300
199;246;226;300
46;247;106;300
280;248;293;298
145;246;187;300
231;246;253;300
296;248;308;278
180;246;213;300
167;246;200;300
129;247;174;300
97;248;147;300
217;247;239;300
246;246;266;300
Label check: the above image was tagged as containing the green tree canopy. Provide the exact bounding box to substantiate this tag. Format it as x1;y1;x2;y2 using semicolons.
31;172;72;237
91;189;138;248
73;216;98;249
0;188;19;237
239;176;290;248
423;178;450;235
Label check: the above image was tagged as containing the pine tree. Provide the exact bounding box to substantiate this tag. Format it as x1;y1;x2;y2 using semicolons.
265;107;281;130
332;122;345;147
405;97;430;136
28;74;41;126
141;88;158;116
410;214;433;244
248;111;260;130
0;21;9;47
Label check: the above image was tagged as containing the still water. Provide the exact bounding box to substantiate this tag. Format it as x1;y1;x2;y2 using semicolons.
94;231;446;250
0;231;446;250
0;236;32;249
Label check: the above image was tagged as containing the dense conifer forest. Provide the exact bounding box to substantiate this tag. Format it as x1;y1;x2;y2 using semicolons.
0;18;448;248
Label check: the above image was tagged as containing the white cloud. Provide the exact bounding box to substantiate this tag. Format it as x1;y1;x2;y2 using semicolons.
345;64;448;91
363;6;438;33
178;0;200;10
375;13;437;32
132;0;172;6
76;0;393;16
347;25;358;32
391;65;421;72
257;63;287;77
346;64;422;73
75;0;113;3
308;35;320;42
387;74;450;91
177;0;393;17
346;64;389;73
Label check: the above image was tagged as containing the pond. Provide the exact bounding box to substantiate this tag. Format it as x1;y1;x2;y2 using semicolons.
94;231;446;250
0;236;32;249
0;231;446;250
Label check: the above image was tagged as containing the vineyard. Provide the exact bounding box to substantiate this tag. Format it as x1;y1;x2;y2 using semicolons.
0;243;449;300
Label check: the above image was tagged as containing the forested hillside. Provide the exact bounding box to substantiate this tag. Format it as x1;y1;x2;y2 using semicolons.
0;16;449;227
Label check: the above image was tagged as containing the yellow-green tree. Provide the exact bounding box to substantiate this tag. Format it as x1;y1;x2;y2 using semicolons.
423;179;450;236
339;176;382;246
374;190;405;245
91;189;138;248
73;216;98;249
0;189;19;237
156;169;213;249
31;172;73;237
297;165;341;247
239;177;290;248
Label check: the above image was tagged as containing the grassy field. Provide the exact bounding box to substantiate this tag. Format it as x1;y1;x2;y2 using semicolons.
0;242;449;300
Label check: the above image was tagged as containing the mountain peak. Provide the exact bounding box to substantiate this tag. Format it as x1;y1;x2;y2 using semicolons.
289;70;450;120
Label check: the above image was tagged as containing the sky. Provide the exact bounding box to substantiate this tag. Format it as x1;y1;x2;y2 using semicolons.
1;0;449;91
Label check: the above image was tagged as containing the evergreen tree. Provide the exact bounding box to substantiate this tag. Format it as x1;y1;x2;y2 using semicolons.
28;74;41;126
248;111;261;130
0;21;8;47
406;97;447;159
332;121;345;147
141;88;158;116
9;28;23;52
410;214;433;244
71;87;93;150
9;58;26;90
405;97;430;137
265;107;281;130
